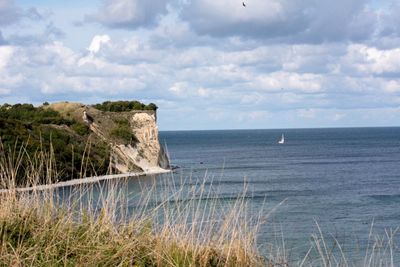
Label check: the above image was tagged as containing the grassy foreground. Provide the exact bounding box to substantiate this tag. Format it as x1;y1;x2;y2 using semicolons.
0;142;398;266
0;141;266;267
0;189;264;266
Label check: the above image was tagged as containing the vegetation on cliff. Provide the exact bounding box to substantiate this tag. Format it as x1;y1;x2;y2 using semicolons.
0;100;161;187
93;100;157;112
110;118;138;145
0;103;110;186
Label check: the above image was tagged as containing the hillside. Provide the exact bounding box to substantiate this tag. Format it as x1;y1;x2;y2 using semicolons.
0;101;169;188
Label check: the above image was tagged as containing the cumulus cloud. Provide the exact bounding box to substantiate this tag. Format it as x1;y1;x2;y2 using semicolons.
85;0;169;29
0;45;13;69
24;7;44;21
0;0;61;47
384;80;400;93
169;82;189;97
1;0;400;129
238;111;270;122
0;31;7;45
342;44;400;75
255;72;323;93
88;35;111;53
0;0;20;26
40;74;145;95
0;88;11;95
180;0;376;43
297;108;317;119
0;0;46;27
44;22;65;39
2;34;396;112
379;2;400;38
0;45;25;95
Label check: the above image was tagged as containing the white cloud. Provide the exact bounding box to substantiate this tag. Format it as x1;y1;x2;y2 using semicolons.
379;2;400;38
88;35;111;54
384;80;400;93
85;0;168;29
181;0;376;43
0;0;20;26
256;72;323;93
343;44;400;75
240;93;266;105
0;46;13;68
297;108;317;119
0;46;24;94
333;113;345;121
1;0;400;130
238;111;270;122
168;82;188;96
0;88;11;95
0;30;6;45
196;87;211;97
40;74;145;95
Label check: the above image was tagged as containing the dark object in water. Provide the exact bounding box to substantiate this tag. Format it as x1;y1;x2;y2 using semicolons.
200;162;204;164
170;165;180;170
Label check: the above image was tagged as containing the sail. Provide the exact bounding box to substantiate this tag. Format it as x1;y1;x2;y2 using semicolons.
278;134;285;144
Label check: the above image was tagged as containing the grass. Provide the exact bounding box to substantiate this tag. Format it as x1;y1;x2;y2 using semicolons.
0;141;399;266
0;103;111;183
0;141;265;266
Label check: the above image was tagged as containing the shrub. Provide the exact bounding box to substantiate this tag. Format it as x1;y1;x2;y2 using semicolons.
71;122;91;136
111;125;135;145
0;103;110;184
93;100;157;112
110;118;139;145
144;103;158;111
0;103;73;125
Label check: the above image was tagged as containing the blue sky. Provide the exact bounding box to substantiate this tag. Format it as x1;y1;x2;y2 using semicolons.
1;0;400;130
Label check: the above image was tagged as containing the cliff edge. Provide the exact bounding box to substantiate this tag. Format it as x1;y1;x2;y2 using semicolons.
49;102;169;174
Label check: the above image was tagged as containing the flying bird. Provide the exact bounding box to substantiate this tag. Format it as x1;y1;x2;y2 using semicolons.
242;2;246;7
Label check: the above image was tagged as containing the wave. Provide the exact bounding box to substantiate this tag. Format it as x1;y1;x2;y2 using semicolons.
367;194;400;202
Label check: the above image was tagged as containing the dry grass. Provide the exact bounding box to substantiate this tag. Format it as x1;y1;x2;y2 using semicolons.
0;141;398;266
0;141;266;266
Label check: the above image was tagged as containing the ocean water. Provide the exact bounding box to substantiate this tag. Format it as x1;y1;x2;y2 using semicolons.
158;127;400;261
57;127;400;262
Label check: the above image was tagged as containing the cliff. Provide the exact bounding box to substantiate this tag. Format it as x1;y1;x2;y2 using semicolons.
49;102;170;174
0;101;169;187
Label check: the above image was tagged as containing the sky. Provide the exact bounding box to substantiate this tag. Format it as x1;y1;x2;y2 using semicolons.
0;0;400;130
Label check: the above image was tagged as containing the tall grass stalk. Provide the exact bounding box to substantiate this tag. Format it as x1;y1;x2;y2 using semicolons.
0;141;398;266
0;141;265;266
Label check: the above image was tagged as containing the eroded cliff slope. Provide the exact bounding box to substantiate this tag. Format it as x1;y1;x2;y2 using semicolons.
49;102;169;174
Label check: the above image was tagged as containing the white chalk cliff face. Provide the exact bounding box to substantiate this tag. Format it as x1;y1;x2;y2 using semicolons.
111;112;169;173
48;102;169;174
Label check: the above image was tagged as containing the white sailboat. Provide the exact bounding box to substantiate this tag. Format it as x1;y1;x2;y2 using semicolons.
278;134;285;144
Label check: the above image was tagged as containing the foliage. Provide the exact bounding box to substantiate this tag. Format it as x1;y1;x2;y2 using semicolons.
0;121;110;184
0;161;265;267
71;122;91;136
93;100;158;112
0;104;110;184
110;118;137;145
0;146;397;266
0;103;71;125
144;102;158;111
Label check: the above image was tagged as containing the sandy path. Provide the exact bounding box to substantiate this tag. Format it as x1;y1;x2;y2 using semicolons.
0;169;171;193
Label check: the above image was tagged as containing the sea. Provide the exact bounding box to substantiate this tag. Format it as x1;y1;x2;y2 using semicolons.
157;127;400;262
60;127;400;263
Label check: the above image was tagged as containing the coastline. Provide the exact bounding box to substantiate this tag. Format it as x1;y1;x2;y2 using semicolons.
0;168;171;194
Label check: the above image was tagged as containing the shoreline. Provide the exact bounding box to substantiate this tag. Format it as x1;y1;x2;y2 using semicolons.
0;168;171;194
